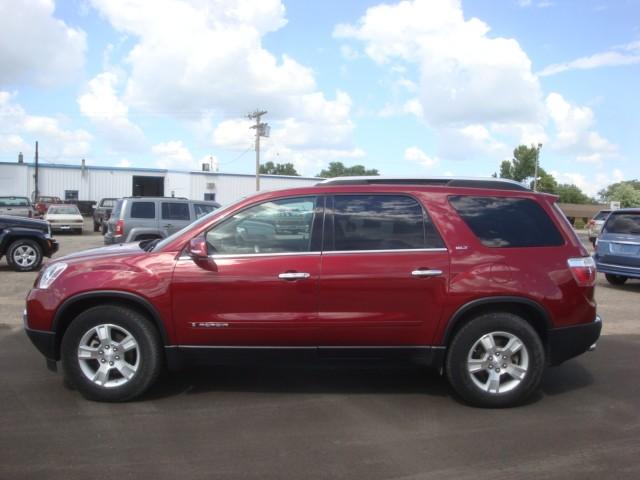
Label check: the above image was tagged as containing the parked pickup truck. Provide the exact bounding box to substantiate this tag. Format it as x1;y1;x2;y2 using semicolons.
92;198;117;233
34;196;62;217
0;215;59;271
0;196;36;218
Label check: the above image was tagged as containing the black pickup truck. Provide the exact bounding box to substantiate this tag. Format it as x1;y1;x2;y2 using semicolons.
0;216;59;271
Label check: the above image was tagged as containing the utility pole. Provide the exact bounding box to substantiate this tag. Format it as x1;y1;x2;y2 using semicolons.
247;110;269;191
533;142;542;192
34;141;39;201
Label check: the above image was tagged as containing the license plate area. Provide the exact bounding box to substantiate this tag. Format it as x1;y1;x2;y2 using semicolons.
610;243;640;255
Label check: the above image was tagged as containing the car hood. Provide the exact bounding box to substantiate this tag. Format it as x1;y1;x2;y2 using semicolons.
0;215;49;232
57;242;144;262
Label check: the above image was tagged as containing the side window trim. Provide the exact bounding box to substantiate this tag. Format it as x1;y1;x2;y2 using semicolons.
322;193;447;253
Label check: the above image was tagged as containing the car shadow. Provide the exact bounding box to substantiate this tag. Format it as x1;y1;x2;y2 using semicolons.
142;364;453;400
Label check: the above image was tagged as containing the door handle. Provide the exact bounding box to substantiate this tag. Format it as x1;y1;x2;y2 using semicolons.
411;269;443;277
164;224;173;228
278;272;311;280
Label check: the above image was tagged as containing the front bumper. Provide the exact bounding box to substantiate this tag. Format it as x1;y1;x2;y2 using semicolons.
547;315;602;366
24;309;58;370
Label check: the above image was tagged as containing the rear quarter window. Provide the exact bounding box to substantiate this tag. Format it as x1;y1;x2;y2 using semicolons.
130;201;155;219
449;195;564;248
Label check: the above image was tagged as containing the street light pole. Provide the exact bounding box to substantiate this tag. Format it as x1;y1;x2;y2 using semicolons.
533;142;543;192
247;110;268;191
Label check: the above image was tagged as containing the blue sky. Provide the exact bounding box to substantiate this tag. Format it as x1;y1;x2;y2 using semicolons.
1;0;638;196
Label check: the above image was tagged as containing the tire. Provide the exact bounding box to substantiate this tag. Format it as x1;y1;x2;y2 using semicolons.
446;312;545;408
7;239;43;272
61;305;163;402
93;221;100;232
101;222;108;235
605;274;627;285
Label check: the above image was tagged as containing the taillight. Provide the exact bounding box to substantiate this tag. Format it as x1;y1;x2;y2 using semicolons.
115;219;124;236
567;257;596;287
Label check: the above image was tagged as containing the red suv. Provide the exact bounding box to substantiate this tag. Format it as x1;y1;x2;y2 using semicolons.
24;178;601;407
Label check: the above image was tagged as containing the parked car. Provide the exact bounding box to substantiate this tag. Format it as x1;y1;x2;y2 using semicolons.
34;196;62;217
104;197;220;244
0;196;36;218
25;177;601;407
93;198;117;233
594;208;640;285
44;204;84;234
587;209;612;247
1;215;58;271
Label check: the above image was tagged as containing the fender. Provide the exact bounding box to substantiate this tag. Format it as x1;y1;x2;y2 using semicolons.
52;290;171;346
0;227;50;255
441;295;552;345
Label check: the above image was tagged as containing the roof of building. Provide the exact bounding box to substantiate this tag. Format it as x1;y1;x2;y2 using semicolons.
0;161;322;181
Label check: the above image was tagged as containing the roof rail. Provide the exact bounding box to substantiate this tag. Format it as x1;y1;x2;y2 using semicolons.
316;176;530;191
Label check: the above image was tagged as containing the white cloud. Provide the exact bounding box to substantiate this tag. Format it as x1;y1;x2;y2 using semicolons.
78;72;146;152
538;41;640;76
552;169;625;197
545;92;617;164
334;0;544;127
0;0;86;86
117;158;132;168
436;124;510;161
88;0;358;171
263;145;365;177
404;146;438;168
340;45;360;61
152;140;195;169
0;91;92;158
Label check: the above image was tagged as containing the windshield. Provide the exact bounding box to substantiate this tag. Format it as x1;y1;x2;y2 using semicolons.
152;196;251;252
48;206;80;215
100;199;116;207
604;213;640;235
593;210;611;221
0;197;30;206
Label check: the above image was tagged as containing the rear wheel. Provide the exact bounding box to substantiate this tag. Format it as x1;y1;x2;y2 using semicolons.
605;274;627;285
446;312;544;408
61;305;163;402
7;239;43;272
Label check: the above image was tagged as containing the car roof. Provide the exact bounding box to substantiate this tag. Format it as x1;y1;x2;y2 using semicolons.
317;176;529;191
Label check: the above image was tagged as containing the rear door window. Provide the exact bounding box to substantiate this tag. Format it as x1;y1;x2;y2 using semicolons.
328;194;444;251
130;201;155;219
449;196;564;247
604;213;640;235
161;202;190;220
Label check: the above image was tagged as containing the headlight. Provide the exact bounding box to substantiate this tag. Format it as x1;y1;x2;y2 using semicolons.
38;262;68;289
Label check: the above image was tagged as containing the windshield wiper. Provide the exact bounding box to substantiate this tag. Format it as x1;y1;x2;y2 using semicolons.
140;238;161;252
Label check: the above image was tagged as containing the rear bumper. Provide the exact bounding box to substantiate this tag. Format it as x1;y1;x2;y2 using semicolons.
46;239;59;257
595;260;640;279
547;315;602;366
103;233;124;245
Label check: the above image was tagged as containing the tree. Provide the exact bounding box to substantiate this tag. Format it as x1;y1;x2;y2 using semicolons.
317;162;379;178
259;161;299;176
556;184;593;204
598;180;640;208
532;168;557;194
498;145;540;183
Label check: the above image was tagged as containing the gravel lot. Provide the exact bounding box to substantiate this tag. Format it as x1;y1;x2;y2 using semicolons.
1;220;639;479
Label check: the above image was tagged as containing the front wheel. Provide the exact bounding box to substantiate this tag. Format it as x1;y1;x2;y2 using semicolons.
446;313;545;408
7;239;43;272
605;274;627;285
61;305;163;402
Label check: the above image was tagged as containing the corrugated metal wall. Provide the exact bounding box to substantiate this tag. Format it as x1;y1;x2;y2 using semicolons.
0;162;319;205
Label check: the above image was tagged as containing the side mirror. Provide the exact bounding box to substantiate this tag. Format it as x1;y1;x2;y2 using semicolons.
187;236;208;259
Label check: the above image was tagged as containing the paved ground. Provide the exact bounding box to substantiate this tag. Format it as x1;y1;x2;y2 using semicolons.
1;221;639;479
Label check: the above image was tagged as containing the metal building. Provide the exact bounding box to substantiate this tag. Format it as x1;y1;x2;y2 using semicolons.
0;161;320;205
